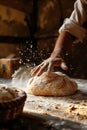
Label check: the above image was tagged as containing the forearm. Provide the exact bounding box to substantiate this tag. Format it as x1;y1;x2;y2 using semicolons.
51;31;75;58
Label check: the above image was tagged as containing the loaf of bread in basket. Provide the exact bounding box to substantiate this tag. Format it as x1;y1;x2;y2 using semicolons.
0;84;27;123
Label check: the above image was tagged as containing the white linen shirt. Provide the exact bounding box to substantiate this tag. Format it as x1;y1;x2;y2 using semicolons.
59;0;87;41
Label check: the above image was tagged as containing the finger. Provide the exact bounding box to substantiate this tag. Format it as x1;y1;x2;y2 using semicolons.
47;58;62;73
36;62;48;76
61;61;68;70
31;63;44;76
31;66;41;76
47;62;53;73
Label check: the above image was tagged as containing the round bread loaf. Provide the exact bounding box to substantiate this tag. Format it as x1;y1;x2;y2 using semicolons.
26;72;78;96
0;84;27;123
0;84;18;102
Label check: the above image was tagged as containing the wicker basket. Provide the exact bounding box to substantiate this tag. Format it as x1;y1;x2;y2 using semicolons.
0;88;27;123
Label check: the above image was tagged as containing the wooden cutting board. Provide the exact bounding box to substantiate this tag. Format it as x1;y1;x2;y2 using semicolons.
23;79;87;125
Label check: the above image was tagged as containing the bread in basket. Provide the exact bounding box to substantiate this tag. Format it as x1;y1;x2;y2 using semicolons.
0;84;27;123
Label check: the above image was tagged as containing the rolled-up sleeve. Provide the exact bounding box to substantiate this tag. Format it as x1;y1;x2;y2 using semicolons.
59;0;87;41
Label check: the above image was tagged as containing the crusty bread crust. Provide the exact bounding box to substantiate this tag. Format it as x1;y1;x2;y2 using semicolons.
26;72;78;96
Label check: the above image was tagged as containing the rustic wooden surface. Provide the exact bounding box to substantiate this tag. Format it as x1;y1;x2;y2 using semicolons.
0;78;87;129
24;79;87;125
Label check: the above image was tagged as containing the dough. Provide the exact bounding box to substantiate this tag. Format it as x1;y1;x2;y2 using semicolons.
26;72;78;96
0;84;18;102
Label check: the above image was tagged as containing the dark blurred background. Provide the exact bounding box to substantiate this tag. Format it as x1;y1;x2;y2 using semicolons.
0;0;87;79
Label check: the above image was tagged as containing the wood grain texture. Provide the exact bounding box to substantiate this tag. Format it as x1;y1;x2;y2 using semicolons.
24;79;87;125
0;0;32;13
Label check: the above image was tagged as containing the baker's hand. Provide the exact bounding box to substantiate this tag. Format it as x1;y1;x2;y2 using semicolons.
31;57;68;76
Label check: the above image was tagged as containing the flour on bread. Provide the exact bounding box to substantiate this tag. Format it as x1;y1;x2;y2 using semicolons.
26;72;78;96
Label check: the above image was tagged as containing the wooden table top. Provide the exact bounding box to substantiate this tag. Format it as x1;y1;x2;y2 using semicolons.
24;79;87;125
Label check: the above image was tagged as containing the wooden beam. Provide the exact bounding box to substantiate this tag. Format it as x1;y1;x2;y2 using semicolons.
0;36;31;43
0;0;33;14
